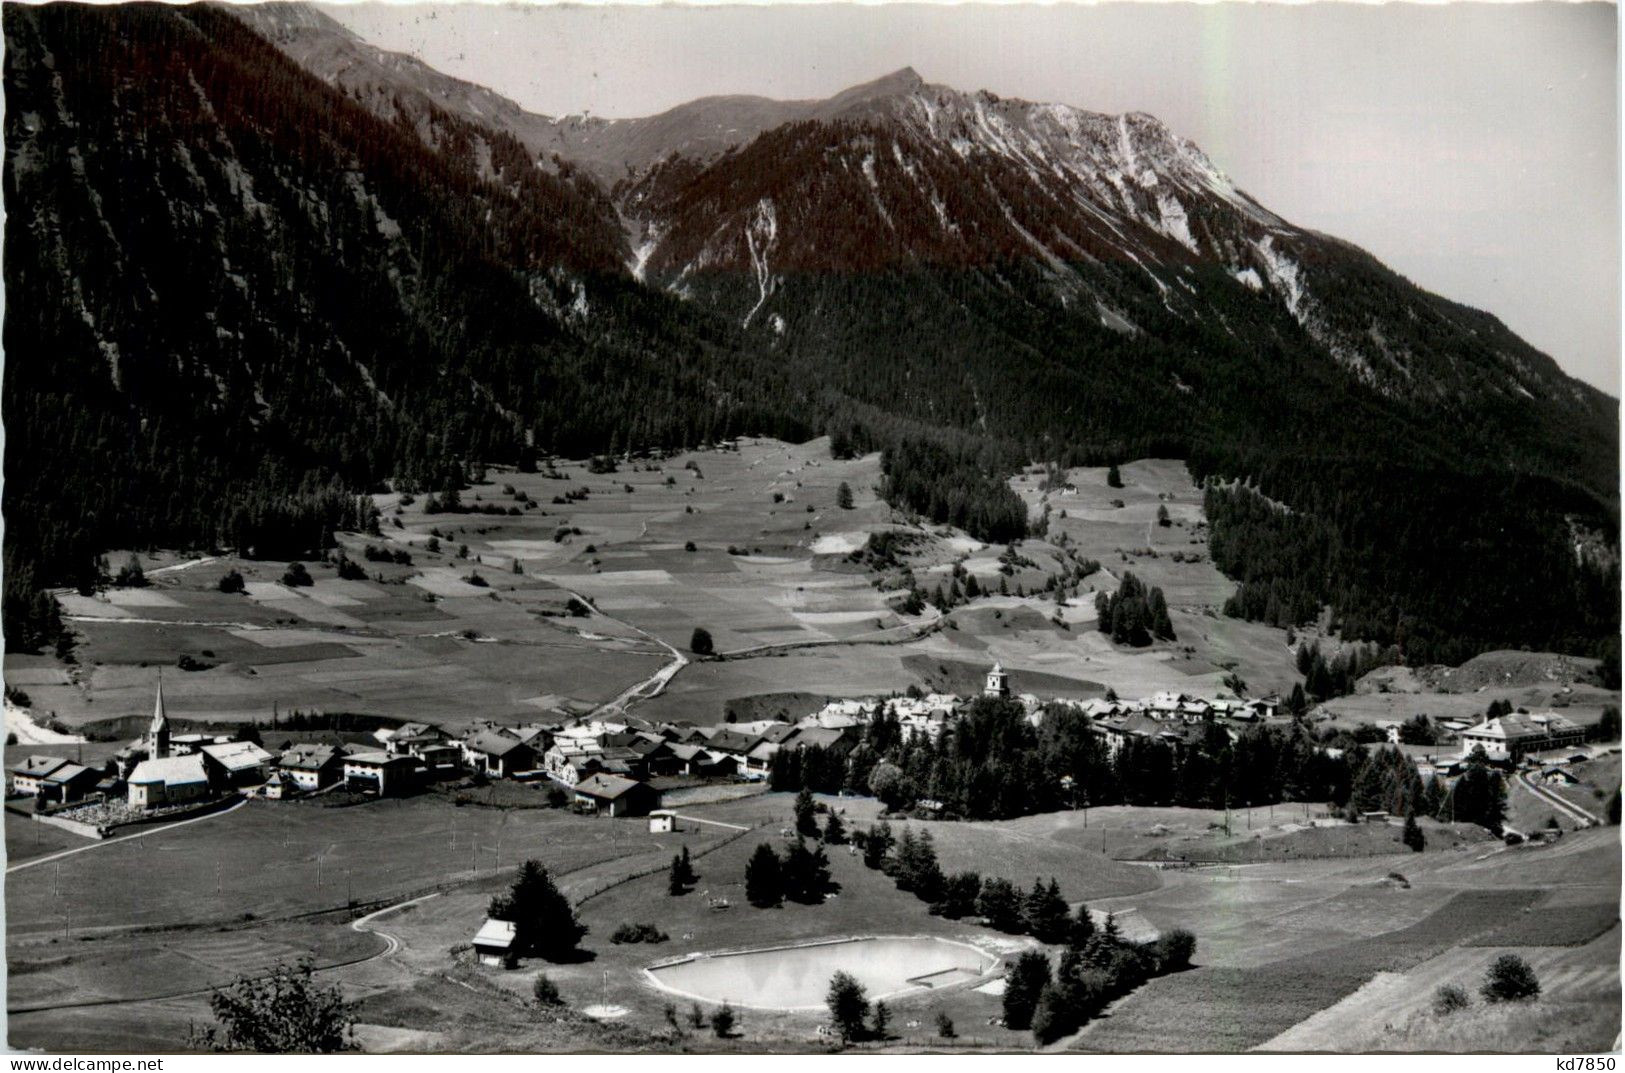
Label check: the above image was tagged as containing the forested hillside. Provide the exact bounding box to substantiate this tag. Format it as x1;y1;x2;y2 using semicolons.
2;2;1616;672
1;2;808;649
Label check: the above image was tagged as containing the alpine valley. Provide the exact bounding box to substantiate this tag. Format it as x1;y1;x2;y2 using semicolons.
4;0;1618;667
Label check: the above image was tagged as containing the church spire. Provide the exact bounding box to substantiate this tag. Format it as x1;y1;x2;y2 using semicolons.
148;671;170;758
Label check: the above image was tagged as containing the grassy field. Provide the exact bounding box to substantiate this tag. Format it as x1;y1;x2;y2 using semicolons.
9;441;1341;735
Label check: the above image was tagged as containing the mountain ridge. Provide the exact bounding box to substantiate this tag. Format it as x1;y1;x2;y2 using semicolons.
3;1;1616;671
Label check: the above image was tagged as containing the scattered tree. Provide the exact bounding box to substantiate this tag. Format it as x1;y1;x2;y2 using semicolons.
1481;954;1540;1003
826;971;870;1044
202;960;351;1053
744;843;784;908
487;860;587;961
689;627;715;656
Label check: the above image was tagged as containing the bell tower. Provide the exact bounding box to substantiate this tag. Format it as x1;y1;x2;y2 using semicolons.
984;661;1010;698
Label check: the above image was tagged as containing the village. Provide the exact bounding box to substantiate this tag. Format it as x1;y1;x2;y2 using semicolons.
7;656;1606;839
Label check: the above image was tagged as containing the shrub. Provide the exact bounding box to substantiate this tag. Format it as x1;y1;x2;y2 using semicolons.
1432;983;1471;1015
1154;928;1197;972
712;1002;736;1038
610;922;669;945
217;569;246;594
935;1012;956;1039
532;974;563;1007
689;627;715;656
281;562;313;587
1481;954;1540;1003
203;960;351;1052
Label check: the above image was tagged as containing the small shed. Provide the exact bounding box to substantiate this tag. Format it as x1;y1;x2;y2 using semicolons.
472;918;517;968
648;811;678;834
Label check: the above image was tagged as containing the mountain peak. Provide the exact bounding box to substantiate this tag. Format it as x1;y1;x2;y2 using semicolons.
825;66;926;108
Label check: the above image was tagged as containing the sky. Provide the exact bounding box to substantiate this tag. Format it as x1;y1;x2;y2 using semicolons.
323;1;1621;395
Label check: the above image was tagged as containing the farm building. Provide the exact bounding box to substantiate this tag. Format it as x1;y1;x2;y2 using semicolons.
127;754;211;809
573;773;661;817
667;743;736;778
463;730;537;779
1542;766;1581;786
36;762;101;805
342;751;421;796
472;918;517;967
9;756;74;797
386;723;463;774
199;740;274;787
276;743;346;792
545;740;604;784
1460;712;1586;762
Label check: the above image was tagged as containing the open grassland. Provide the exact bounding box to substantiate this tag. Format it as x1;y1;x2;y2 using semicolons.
1071;887;1546;1052
1262;924;1621;1052
3;792;730;937
16;438;1594;734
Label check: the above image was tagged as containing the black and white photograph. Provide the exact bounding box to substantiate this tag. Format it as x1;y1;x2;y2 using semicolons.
0;0;1619;1058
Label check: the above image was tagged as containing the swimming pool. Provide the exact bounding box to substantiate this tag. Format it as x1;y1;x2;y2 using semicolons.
644;935;997;1010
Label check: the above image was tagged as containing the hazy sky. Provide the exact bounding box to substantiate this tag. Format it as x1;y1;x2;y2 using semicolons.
323;2;1620;395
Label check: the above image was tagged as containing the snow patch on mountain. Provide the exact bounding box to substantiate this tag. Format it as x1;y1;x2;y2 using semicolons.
742;197;778;328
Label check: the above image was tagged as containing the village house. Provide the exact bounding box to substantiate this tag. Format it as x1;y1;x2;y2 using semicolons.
667;742;736;778
624;736;681;777
342;751;421;796
9;755;74;797
199;740;275;788
1541;765;1580;786
276;743;347;792
1460;712;1586;763
545;740;604;785
462;729;537;779
10;757;102;804
573;773;661;817
702;728;764;774
127;753;211;809
384;722;463;774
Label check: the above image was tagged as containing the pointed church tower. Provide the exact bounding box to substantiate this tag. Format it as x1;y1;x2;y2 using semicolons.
147;672;171;759
984;661;1010;698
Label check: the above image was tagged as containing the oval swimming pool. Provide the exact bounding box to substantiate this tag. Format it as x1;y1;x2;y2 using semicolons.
644;935;997;1010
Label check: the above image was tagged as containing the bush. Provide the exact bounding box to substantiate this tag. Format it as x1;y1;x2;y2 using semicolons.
1153;928;1197;973
1481;954;1540;1003
1432;983;1471;1015
689;627;715;656
935;1012;956;1039
281;562;313;587
610;922;669;945
532;974;563;1007
217;569;246;594
712;1002;736;1038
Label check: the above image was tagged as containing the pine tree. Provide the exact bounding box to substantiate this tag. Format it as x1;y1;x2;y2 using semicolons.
744;843;783;908
794;787;819;837
1002;950;1052;1030
1402;808;1425;852
487;860;586;961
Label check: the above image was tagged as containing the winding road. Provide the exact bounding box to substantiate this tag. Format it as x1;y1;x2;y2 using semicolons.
1517;769;1601;828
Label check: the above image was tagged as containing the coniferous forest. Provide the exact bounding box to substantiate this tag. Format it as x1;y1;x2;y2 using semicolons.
3;3;1617;672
